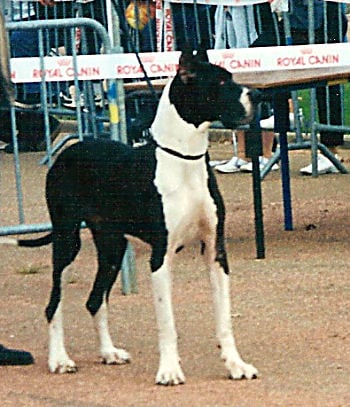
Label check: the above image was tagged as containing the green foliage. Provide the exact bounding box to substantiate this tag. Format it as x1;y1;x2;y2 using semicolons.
296;82;350;128
17;265;43;275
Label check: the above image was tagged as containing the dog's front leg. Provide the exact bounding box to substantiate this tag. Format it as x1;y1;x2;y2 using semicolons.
210;263;258;380
152;259;185;385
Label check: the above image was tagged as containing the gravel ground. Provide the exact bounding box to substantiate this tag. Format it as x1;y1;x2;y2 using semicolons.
0;141;349;406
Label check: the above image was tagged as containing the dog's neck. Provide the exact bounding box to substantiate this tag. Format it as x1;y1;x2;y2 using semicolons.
150;79;211;158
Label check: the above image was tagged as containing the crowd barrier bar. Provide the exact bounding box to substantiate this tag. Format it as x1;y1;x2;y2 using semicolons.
1;16;137;294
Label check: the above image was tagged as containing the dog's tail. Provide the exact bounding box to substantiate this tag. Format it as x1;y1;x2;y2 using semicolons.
0;233;53;247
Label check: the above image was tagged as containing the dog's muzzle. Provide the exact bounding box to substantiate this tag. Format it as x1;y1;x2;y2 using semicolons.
236;87;262;126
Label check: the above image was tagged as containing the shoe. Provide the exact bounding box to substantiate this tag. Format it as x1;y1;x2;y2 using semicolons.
14;93;41;109
60;90;84;109
239;156;279;173
215;156;248;173
60;86;105;109
0;344;34;365
60;92;105;109
259;113;295;130
0;141;8;150
300;154;339;175
209;159;228;167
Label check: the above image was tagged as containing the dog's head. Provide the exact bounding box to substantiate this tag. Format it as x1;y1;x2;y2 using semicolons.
169;48;260;129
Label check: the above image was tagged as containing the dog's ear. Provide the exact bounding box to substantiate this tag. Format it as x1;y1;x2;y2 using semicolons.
179;45;210;85
178;43;209;84
194;44;209;63
178;48;198;85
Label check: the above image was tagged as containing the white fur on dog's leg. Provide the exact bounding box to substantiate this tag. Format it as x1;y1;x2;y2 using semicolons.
93;295;131;365
210;264;258;380
48;303;77;374
152;263;185;385
0;237;18;245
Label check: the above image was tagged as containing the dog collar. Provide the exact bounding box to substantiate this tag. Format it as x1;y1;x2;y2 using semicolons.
151;139;206;161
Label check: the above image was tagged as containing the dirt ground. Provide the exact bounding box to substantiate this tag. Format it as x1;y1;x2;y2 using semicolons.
0;140;350;407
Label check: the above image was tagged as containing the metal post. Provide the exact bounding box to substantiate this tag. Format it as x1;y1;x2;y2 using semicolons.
245;128;265;259
107;1;138;294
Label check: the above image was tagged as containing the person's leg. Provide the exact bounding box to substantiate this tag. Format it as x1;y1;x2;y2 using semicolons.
299;85;344;175
240;92;286;172
300;0;346;173
299;85;343;174
80;0;106;54
9;27;64;151
239;130;279;173
213;6;227;49
10;30;41;105
235;129;248;161
229;6;257;48
316;85;344;152
171;4;211;49
262;130;275;158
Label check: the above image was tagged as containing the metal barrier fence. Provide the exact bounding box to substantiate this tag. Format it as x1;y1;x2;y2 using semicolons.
0;2;137;293
2;17;121;229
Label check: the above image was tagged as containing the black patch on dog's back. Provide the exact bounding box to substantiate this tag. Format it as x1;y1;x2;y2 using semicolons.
46;140;166;245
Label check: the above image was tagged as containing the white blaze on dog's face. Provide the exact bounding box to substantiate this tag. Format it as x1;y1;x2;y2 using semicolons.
214;75;260;128
238;86;255;124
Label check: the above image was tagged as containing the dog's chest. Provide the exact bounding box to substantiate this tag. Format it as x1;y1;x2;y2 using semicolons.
153;152;217;244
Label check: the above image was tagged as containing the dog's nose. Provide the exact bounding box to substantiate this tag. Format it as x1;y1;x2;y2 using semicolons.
248;89;262;104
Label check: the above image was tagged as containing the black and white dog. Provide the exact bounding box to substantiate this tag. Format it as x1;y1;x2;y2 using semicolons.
11;49;260;384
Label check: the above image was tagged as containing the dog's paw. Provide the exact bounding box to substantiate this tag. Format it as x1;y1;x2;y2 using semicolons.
101;347;131;365
49;357;78;374
226;359;258;380
155;361;185;386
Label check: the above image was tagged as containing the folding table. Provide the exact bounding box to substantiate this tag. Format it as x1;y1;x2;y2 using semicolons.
234;67;350;239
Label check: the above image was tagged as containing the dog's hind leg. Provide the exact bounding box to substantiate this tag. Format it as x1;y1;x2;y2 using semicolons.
87;229;131;365
46;226;81;374
151;246;185;385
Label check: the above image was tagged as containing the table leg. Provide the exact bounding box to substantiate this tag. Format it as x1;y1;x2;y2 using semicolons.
274;93;293;231
245;129;265;259
279;130;293;231
251;155;265;259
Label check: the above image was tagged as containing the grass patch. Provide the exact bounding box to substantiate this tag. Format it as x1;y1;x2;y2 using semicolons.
17;264;49;275
296;82;350;128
